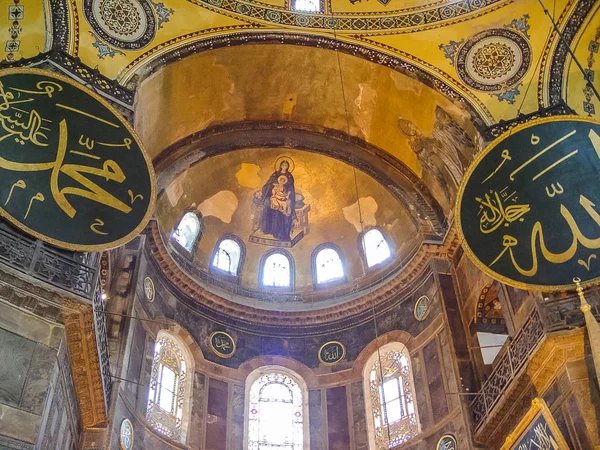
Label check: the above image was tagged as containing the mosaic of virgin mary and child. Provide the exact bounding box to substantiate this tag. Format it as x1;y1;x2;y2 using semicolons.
250;158;310;247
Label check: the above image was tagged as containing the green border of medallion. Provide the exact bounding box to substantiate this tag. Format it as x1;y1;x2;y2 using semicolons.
318;340;346;366
0;67;156;252
209;331;236;358
436;434;456;450
413;295;431;321
456;115;600;292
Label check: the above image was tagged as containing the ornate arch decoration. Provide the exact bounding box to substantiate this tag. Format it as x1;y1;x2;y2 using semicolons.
541;0;597;108
123;32;489;130
153;121;447;243
311;242;348;289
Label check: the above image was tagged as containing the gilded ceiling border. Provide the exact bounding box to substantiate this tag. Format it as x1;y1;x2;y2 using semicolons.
124;31;489;131
184;0;511;32
539;0;596;107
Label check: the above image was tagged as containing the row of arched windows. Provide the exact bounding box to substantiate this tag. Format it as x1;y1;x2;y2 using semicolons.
147;333;419;449
170;212;392;289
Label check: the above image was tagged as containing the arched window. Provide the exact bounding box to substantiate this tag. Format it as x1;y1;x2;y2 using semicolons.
261;251;293;288
364;343;419;449
147;334;193;442
171;211;202;253
211;235;244;277
362;229;391;268
246;368;308;450
312;244;345;286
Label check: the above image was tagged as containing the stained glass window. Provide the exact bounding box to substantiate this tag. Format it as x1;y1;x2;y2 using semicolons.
368;347;419;449
363;229;391;268
262;253;291;287
147;336;188;440
212;238;242;275
248;372;304;450
315;247;344;284
171;212;201;253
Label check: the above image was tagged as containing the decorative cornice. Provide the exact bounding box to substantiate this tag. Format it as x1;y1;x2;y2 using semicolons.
146;220;460;327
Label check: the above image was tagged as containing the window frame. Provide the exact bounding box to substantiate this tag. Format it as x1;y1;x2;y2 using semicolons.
363;342;420;450
244;366;310;450
170;208;203;258
259;249;295;291
146;331;195;444
291;0;324;13
209;233;246;282
357;226;393;270
311;243;347;289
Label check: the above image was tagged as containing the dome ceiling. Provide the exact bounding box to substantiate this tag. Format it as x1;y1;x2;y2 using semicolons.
157;147;419;301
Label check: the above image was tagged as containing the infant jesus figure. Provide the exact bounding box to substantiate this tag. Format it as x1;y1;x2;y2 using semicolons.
270;175;292;217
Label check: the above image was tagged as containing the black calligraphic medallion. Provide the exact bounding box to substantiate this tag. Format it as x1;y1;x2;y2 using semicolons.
119;418;134;450
457;116;600;291
413;295;431;321
507;400;569;450
209;331;236;358
436;434;456;450
0;68;155;251
318;341;346;366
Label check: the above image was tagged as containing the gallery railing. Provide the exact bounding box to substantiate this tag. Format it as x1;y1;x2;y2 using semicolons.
471;289;600;430
0;222;99;300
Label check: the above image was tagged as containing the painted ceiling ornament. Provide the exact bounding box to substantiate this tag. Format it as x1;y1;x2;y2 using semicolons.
439;15;532;104
84;0;157;50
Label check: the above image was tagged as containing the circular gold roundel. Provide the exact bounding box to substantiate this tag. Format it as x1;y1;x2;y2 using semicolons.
210;331;236;358
0;68;155;252
413;295;431;321
437;434;456;450
143;277;155;302
318;341;346;366
119;419;134;450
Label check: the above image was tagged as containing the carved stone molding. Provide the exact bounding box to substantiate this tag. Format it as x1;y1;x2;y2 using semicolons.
62;298;108;428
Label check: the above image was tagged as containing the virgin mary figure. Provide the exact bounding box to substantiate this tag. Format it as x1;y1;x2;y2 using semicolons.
256;159;296;241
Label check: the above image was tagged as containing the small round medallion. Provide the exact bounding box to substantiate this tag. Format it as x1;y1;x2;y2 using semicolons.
318;341;346;366
414;295;431;321
119;418;134;450
209;331;236;358
143;277;155;302
437;434;457;450
456;28;531;92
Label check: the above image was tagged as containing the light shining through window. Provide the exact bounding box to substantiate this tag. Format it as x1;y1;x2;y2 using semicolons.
248;373;304;450
263;253;291;287
171;212;201;252
147;337;187;440
363;229;391;268
213;239;241;275
369;348;418;449
315;247;344;284
292;0;320;11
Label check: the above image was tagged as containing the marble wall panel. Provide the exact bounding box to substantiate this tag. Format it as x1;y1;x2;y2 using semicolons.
422;338;447;424
350;381;368;450
0;328;36;408
327;386;350;450
229;384;244;450
206;378;228;450
309;390;325;450
189;372;207;450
